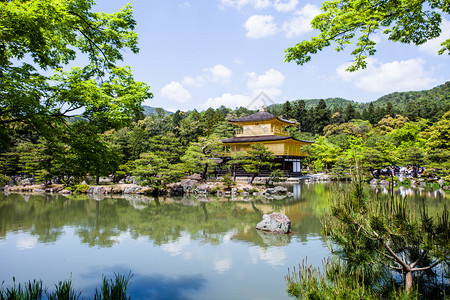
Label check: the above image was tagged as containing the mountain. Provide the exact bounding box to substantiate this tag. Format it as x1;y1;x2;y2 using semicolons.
272;81;449;113
142;105;173;116
368;81;450;111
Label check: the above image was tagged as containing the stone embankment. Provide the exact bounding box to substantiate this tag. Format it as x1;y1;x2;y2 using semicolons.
1;179;294;198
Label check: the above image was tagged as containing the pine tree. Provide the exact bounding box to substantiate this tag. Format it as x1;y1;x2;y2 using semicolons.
287;165;450;298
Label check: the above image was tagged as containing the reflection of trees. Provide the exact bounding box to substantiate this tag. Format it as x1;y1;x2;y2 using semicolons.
5;184;435;248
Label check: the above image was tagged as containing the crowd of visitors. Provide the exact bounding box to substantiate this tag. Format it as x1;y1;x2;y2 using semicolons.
374;166;425;178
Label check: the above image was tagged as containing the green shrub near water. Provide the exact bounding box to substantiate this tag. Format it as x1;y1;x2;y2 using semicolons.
221;173;235;190
0;175;11;188
66;184;90;194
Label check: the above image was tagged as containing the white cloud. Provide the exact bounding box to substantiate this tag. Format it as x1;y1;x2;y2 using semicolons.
244;15;277;39
182;76;205;88
274;0;298;12
336;58;437;93
183;64;232;87
200;68;285;110
247;68;285;98
253;0;272;9
220;0;297;11
419;18;450;56
220;0;250;9
282;4;321;37
204;64;233;82
160;81;191;103
220;0;270;10
178;2;191;9
201;93;252;109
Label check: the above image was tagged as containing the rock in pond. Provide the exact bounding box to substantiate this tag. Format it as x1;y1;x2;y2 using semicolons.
256;213;291;234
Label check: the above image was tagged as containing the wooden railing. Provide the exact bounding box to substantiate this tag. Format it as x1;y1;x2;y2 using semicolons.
235;128;289;137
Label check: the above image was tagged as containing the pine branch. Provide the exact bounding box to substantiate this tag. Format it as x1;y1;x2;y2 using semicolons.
412;258;443;272
411;250;427;268
382;239;411;271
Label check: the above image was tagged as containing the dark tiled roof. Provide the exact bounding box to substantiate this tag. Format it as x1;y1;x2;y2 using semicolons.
228;111;296;124
221;135;314;143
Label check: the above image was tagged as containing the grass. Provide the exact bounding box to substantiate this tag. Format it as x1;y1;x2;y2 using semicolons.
0;273;132;300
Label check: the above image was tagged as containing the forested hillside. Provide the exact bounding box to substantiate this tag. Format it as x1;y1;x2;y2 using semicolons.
269;81;450;128
142;106;173;116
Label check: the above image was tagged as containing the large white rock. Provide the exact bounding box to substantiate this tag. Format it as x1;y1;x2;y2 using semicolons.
256;213;291;234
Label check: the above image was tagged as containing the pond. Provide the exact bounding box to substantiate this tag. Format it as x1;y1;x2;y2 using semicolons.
0;183;448;299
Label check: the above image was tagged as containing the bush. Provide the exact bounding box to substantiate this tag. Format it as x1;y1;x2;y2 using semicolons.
221;173;235;190
210;185;222;193
270;169;285;183
250;187;260;193
66;184;90;194
0;174;11;187
401;178;411;186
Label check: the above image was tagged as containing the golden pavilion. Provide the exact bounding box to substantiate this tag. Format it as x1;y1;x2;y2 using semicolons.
221;109;314;175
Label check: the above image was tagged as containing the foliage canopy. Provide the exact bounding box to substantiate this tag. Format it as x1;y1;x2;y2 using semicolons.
285;0;450;71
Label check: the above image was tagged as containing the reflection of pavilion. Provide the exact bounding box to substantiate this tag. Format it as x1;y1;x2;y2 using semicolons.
220;109;314;176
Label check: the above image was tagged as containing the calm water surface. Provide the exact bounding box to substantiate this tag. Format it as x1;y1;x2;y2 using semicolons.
0;183;447;299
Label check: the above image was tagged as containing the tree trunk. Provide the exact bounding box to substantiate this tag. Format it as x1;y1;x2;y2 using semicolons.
201;163;208;180
405;270;413;292
249;173;256;184
95;175;100;185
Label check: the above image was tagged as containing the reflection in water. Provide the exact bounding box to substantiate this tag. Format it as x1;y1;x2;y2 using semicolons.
214;257;232;274
256;230;291;246
16;236;38;250
249;246;287;266
81;265;206;300
161;232;191;256
1;182;446;299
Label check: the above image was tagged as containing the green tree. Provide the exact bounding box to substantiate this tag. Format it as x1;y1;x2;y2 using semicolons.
313;100;332;134
63;123;120;184
1;0;151;141
282;101;296;119
308;136;342;171
240;144;276;184
181;137;222;180
285;0;449;71
294;100;311;132
427;110;450;149
132;153;182;193
344;104;357;122
287;171;450;298
424;110;450;173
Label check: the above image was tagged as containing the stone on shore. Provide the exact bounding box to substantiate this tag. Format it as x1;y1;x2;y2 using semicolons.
256;213;291;234
123;186;142;194
86;186;106;194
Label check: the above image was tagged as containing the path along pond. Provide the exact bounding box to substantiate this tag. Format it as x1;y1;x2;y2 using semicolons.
0;183;448;300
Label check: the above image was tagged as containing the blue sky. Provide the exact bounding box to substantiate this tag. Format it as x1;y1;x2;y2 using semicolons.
94;0;450;112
